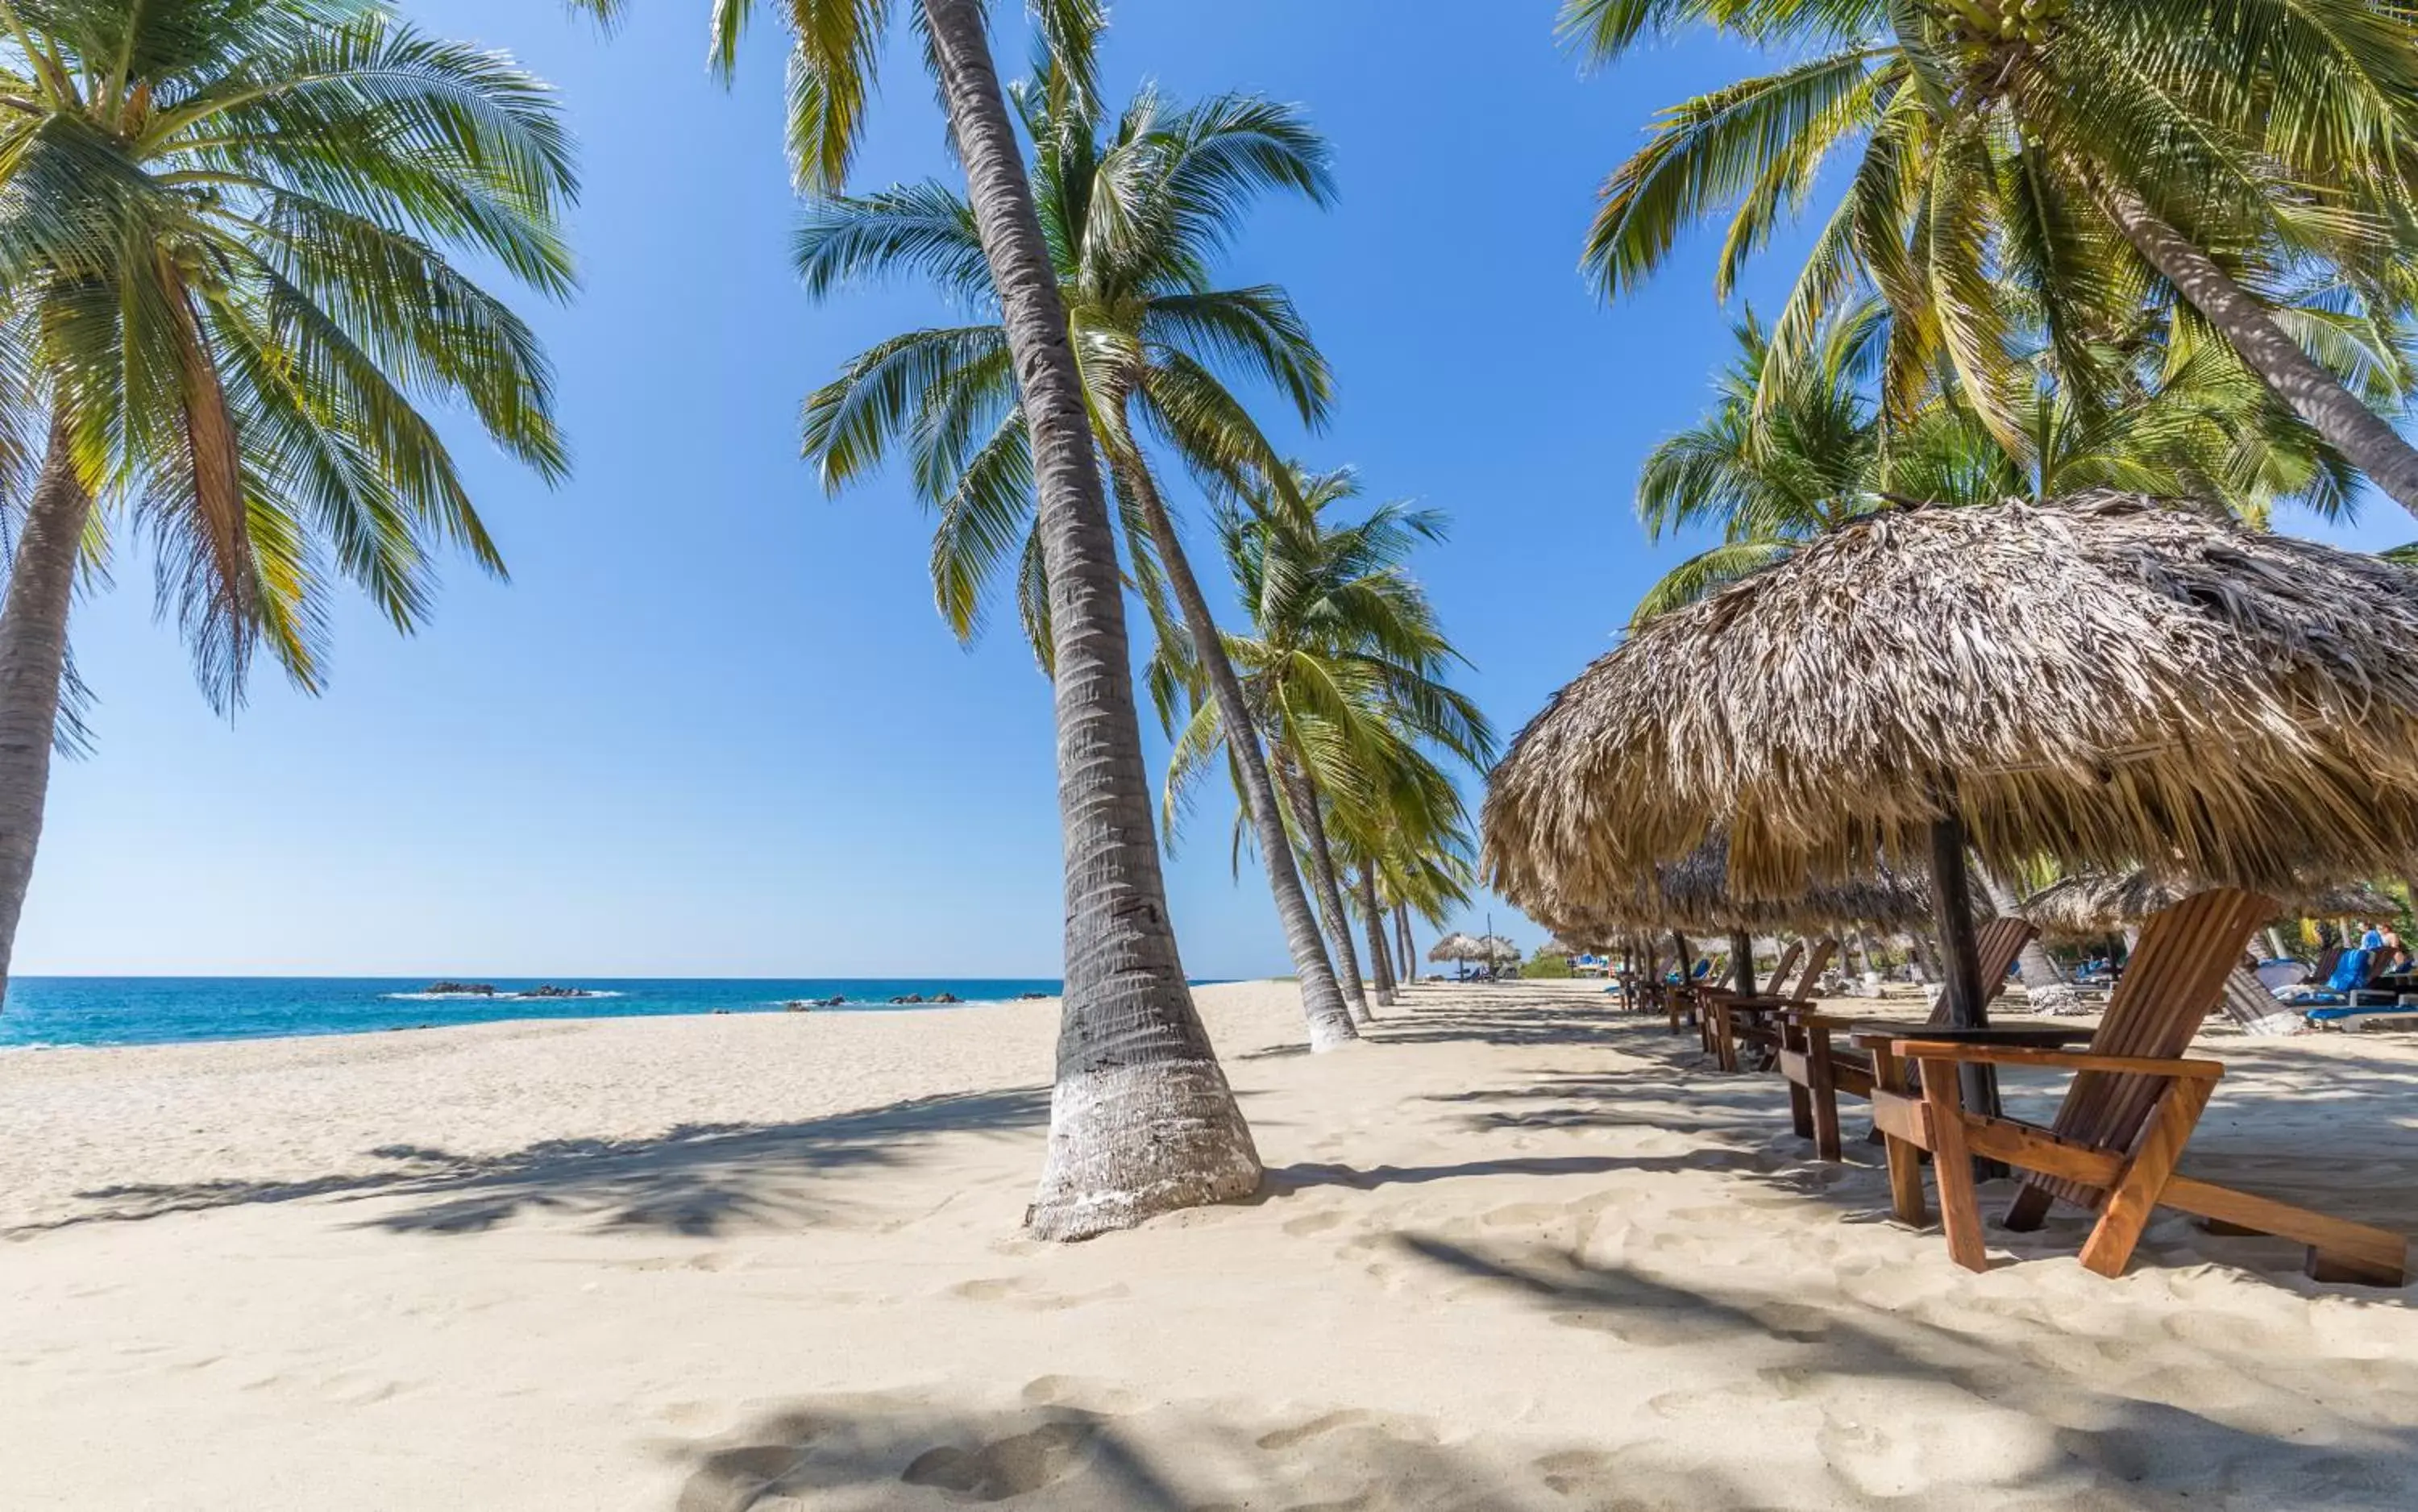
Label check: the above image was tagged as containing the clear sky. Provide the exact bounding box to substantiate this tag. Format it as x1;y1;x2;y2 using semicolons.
18;2;2412;978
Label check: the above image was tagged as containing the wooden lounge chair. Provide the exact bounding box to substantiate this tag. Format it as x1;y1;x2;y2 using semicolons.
1858;888;2408;1286
1698;940;1804;1061
1777;916;2043;1159
1705;939;1834;1074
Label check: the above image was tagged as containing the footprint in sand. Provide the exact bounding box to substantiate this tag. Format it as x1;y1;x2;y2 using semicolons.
1478;1202;1568;1231
1814;1415;1927;1499
947;1276;1130;1311
1530;1448;1623;1498
1282;1209;1344;1237
1254;1409;1375;1451
1018;1376;1138;1414
899;1420;1096;1502
1548;1308;1733;1347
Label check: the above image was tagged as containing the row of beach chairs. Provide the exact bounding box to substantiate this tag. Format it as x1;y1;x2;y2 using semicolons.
1616;892;2408;1286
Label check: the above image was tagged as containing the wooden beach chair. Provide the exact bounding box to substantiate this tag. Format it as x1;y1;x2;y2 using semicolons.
1858;888;2408;1286
1698;940;1803;1061
1705;939;1833;1074
1776;916;2042;1158
1666;957;1713;1033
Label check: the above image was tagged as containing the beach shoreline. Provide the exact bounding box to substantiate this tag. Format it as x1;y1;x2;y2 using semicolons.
0;976;1092;1052
6;978;2416;1509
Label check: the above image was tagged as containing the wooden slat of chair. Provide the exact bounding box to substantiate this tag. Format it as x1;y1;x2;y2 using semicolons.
2000;891;2258;1225
1971;916;2039;1011
1871;888;2408;1286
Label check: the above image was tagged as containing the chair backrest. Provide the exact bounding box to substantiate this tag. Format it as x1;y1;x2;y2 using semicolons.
1918;916;2042;1026
2306;944;2342;987
2032;887;2277;1207
1975;916;2041;1007
1790;938;1838;1000
1762;940;1805;995
1692;959;1711;980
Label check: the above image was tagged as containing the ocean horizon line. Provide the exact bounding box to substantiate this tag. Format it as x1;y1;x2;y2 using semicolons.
0;974;1241;1053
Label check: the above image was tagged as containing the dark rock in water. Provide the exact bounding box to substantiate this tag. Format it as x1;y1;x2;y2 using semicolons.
424;982;497;997
888;993;926;1005
518;984;595;999
929;992;961;1004
1015;991;1050;1001
826;995;848;1006
712;1008;731;1015
781;999;814;1012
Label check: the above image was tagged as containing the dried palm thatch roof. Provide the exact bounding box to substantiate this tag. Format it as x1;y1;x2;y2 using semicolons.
1519;834;1959;945
2021;870;2397;941
1474;934;1523;963
1485;494;2418;912
1427;932;1481;962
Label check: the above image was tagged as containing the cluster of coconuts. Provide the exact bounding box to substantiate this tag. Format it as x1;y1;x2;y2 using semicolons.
1942;0;2067;46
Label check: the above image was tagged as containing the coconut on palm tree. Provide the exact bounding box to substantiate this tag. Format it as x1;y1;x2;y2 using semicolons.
792;48;1361;1051
0;0;577;1002
572;0;1261;1236
1569;0;2418;516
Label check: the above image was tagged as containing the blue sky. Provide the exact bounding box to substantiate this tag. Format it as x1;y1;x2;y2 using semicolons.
17;2;2412;978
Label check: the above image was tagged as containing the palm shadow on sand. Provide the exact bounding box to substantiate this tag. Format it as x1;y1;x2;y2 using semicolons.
24;1086;1052;1239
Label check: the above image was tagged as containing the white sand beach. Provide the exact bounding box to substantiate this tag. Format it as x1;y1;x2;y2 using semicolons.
5;980;2416;1510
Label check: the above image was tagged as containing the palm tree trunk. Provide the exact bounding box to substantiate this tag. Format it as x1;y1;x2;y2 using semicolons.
2095;180;2418;517
0;420;89;1005
1974;861;2064;989
1394;903;1414;986
922;0;1259;1240
1356;867;1395;1007
1107;448;1356;1050
1277;755;1372;1022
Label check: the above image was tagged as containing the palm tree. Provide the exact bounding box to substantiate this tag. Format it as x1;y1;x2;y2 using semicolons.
0;1;575;1002
1568;0;2418;517
1631;300;2369;623
1332;743;1474;1009
793;55;1361;1052
573;0;1261;1236
1165;467;1494;1017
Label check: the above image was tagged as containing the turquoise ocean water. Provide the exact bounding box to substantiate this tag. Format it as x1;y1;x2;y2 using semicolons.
0;977;1069;1050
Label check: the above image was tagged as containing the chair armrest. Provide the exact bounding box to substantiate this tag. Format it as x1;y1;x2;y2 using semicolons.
1882;1040;2224;1079
1848;1024;2095;1051
1721;993;1806;1012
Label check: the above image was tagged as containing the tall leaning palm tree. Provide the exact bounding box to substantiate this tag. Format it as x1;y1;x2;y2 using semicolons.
575;0;1261;1236
0;1;575;1003
1570;0;2418;517
795;53;1361;1052
1166;467;1494;1018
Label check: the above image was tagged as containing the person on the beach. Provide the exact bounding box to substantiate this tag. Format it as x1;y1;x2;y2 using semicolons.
2379;922;2409;976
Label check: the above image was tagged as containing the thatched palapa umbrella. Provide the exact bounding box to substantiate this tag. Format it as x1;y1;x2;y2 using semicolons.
1523;833;1947;995
1476;934;1523;966
1427;932;1481;977
2021;870;2395;944
1485;493;2418;1041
